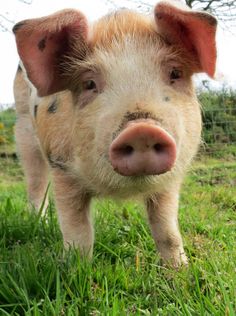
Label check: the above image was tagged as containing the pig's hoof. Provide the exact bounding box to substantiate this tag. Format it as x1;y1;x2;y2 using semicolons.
174;251;188;268
161;251;188;269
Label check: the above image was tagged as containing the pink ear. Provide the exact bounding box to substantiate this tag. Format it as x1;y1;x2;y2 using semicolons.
13;9;88;96
154;1;217;77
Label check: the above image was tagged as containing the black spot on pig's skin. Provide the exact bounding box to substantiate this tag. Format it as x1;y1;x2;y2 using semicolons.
47;99;58;114
34;104;38;118
164;96;170;102
17;64;22;72
112;111;162;140
47;154;67;171
124;111;156;122
38;37;47;51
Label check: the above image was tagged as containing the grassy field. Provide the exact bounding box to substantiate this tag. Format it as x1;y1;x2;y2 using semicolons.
0;108;236;315
0;156;235;315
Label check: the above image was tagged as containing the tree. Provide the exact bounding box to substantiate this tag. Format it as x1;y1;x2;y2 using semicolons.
108;0;236;26
107;0;236;27
185;0;236;25
1;0;236;32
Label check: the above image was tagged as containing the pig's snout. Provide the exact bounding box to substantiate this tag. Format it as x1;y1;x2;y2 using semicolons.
109;123;176;176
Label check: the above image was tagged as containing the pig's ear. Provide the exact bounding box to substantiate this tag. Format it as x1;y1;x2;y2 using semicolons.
13;10;88;96
154;0;217;77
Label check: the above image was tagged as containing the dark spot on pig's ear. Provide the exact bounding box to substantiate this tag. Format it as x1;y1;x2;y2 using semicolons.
47;99;58;114
34;104;38;118
38;36;47;51
12;21;25;34
155;12;163;20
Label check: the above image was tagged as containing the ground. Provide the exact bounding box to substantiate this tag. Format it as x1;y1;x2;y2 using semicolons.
0;153;235;315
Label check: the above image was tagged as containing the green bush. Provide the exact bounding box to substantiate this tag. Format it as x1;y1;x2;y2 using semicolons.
0;107;16;155
0;108;15;146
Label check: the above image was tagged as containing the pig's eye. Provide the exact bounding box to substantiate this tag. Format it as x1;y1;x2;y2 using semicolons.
170;69;183;82
82;80;97;91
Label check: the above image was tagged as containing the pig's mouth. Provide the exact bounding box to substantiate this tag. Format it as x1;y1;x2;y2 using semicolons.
103;172;175;198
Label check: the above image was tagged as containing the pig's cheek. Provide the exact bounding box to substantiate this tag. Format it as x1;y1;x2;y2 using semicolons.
95;113;117;152
173;121;185;155
160;111;184;156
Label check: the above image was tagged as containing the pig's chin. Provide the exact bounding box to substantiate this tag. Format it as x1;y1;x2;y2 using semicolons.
72;157;179;198
120;173;172;194
121;176;162;195
93;171;176;198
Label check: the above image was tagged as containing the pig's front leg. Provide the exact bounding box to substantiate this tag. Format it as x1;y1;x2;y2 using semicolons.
146;191;188;268
52;170;94;258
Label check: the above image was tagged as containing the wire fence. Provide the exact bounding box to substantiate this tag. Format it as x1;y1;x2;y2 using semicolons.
0;93;236;162
199;91;236;160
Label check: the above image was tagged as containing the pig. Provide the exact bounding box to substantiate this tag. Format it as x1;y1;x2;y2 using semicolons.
13;0;217;267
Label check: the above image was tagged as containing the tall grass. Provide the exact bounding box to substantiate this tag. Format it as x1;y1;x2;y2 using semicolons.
0;157;235;315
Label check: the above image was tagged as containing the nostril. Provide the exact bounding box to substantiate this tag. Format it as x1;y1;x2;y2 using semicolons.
153;143;165;153
116;145;134;156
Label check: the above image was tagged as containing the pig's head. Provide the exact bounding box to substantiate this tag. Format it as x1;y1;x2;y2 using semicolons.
13;1;217;197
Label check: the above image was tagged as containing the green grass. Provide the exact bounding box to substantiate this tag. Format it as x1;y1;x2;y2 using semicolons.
0;107;235;315
0;157;235;315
